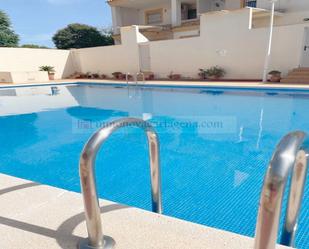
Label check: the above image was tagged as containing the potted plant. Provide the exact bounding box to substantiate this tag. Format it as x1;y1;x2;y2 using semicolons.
112;72;125;80
91;73;100;79
70;72;82;79
268;70;281;82
201;66;226;80
198;69;206;80
127;74;134;81
80;73;88;79
168;72;182;80
39;66;55;80
145;73;155;80
100;74;107;79
86;72;92;79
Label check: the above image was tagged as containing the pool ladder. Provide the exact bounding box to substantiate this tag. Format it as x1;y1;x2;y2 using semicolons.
126;72;145;86
78;118;162;249
254;131;308;249
78;118;307;249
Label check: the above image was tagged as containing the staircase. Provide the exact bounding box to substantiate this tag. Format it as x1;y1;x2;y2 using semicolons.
281;68;309;84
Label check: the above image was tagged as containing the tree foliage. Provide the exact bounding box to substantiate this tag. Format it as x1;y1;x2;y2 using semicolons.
52;23;114;49
21;44;49;49
0;10;19;47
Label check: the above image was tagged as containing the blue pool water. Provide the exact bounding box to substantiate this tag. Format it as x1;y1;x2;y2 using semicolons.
0;83;308;248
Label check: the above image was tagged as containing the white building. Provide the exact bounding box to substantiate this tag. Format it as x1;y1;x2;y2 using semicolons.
108;0;246;42
1;1;309;83
105;0;309;82
108;0;309;41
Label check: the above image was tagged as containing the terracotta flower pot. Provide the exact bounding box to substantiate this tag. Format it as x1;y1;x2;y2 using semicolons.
269;75;281;82
146;74;155;80
207;76;220;81
169;74;181;80
48;73;55;80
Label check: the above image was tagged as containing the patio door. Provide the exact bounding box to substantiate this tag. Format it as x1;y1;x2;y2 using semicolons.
300;27;309;67
139;44;151;72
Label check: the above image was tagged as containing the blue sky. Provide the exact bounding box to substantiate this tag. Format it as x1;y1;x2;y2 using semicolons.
0;0;112;47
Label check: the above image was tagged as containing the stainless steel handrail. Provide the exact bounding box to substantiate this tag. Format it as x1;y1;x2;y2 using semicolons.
136;72;145;85
254;131;308;249
78;118;162;249
126;72;133;86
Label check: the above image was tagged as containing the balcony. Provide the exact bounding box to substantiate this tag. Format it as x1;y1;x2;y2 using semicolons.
245;0;257;8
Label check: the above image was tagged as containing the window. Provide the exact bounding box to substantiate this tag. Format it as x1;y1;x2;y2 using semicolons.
145;9;163;25
245;0;257;8
181;3;197;21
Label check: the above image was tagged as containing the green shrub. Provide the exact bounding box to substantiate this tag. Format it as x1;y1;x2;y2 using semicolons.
39;66;55;73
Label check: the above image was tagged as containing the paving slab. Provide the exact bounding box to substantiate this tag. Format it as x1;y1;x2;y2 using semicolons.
0;174;290;249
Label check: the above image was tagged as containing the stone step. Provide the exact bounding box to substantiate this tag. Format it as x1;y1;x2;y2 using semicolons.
287;71;309;76
283;75;309;80
281;78;309;84
280;67;309;83
292;67;309;72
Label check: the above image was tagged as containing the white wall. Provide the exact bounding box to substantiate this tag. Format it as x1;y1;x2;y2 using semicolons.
1;7;308;81
0;71;49;83
138;3;172;25
257;0;309;12
254;10;309;28
121;7;140;26
173;29;200;39
225;0;242;10
73;26;143;76
198;0;212;14
148;8;308;79
68;8;309;80
0;48;74;79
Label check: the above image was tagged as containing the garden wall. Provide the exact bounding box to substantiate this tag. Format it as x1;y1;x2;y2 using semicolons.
75;9;306;80
0;47;74;79
72;26;143;77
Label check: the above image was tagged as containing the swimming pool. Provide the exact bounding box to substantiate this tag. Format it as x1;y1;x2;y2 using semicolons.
0;83;308;248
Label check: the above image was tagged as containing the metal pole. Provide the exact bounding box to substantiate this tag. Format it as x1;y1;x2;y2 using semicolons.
262;0;277;83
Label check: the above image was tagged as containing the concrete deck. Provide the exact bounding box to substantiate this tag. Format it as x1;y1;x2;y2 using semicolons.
0;174;289;249
1;79;309;90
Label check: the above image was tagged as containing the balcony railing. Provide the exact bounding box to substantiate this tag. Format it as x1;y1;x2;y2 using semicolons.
246;0;257;8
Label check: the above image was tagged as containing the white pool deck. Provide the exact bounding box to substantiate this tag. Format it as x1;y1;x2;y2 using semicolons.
0;80;294;249
0;174;290;249
1;79;309;90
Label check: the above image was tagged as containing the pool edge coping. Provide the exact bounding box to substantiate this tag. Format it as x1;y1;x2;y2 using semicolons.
0;173;291;249
2;80;309;92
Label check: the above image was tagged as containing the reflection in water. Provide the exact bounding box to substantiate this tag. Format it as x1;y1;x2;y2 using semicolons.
51;86;60;96
0;85;78;116
0;84;308;249
200;90;225;95
66;107;128;121
256;109;264;150
127;85;142;99
238;125;244;143
265;92;279;96
0;89;17;97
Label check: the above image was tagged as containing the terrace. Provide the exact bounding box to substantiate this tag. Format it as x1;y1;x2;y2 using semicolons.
108;0;246;43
